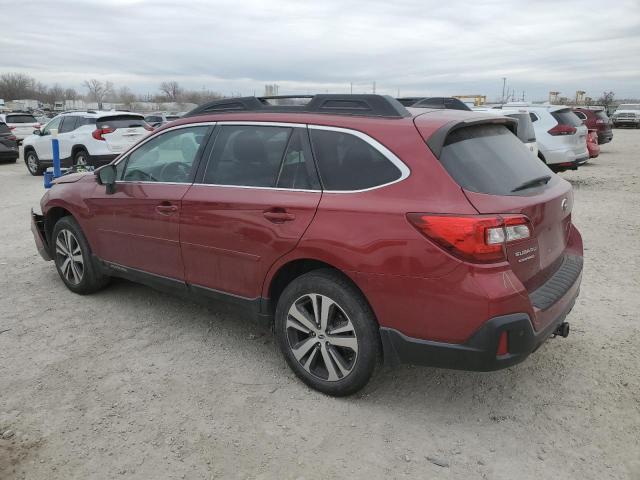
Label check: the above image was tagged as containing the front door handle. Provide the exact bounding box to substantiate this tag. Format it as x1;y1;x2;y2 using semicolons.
263;208;295;223
155;203;178;215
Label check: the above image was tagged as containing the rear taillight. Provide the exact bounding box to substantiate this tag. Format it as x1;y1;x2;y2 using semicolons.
92;127;113;141
8;126;15;130
406;214;531;263
548;124;576;136
143;123;154;132
34;123;41;129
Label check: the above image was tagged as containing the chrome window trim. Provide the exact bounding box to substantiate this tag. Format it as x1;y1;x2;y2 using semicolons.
113;122;216;185
113;121;411;193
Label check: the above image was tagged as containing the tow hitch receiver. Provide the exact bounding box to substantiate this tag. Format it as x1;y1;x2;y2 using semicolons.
553;322;570;338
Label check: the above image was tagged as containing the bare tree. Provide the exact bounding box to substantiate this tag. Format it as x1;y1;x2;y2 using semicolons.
64;88;77;100
0;73;35;100
159;81;183;101
598;91;615;111
117;86;136;107
49;83;66;103
83;79;114;109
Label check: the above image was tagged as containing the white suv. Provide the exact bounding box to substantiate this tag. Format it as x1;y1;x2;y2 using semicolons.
22;111;152;175
611;104;640;128
506;103;588;172
0;112;41;143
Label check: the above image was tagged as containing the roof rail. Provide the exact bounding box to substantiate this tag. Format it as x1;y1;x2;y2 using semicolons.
184;94;411;118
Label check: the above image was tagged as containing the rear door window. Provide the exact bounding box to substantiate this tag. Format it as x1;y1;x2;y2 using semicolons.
6;114;36;123
439;124;552;196
551;109;583;127
309;129;402;191
203;125;291;187
97;115;147;130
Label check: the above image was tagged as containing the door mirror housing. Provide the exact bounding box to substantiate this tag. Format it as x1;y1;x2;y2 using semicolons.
96;164;117;194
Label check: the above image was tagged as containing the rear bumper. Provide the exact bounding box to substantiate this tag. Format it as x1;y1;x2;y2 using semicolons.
380;301;575;371
0;151;19;161
31;209;51;261
380;255;583;371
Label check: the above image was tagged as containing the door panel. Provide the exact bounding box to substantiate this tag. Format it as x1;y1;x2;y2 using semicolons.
180;186;321;298
86;183;190;279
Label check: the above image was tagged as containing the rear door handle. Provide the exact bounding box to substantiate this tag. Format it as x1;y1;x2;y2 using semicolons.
263;208;296;223
155;203;178;215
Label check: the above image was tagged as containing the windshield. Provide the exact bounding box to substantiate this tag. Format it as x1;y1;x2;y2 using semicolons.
6;114;37;123
552;109;583;127
618;104;640;111
96;115;147;130
439;124;553;196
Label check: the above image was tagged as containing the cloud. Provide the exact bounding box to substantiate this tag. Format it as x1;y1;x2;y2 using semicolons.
1;0;639;100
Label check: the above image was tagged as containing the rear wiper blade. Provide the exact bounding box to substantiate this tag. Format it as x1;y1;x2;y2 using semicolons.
511;175;552;192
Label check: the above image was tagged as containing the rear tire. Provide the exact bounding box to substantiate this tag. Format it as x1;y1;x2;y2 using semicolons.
25;149;43;176
73;148;90;167
52;216;110;294
274;269;380;396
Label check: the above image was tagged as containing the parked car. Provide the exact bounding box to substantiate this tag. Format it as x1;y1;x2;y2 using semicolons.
572;107;613;144
472;107;538;156
0;121;19;163
144;112;182;128
397;97;472;110
0;112;41;143
22;111;153;175
508;104;588;172
611;104;640;128
586;130;600;158
31;94;582;396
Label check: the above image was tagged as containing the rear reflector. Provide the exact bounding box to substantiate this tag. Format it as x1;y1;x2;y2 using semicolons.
407;214;531;263
496;331;509;356
548;124;577;136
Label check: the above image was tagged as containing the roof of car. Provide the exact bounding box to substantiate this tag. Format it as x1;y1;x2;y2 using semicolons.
60;110;144;118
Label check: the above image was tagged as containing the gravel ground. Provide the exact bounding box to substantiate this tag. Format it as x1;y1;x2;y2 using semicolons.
1;131;639;480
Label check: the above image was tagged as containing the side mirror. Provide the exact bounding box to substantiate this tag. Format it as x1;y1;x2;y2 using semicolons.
96;164;117;194
33;129;41;135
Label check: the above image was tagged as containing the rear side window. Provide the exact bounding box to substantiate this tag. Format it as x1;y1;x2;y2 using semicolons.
97;115;147;130
439;124;552;196
6;114;36;123
552;109;583;127
529;112;538;122
309;129;402;191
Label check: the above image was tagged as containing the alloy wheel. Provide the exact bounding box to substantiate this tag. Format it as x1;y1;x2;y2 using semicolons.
285;293;358;382
55;229;84;285
26;153;38;174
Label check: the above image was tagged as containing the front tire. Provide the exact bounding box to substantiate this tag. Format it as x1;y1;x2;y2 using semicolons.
52;216;110;294
275;269;380;396
25;150;43;176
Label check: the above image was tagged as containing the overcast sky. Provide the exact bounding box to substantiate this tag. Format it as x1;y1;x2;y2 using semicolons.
1;0;639;100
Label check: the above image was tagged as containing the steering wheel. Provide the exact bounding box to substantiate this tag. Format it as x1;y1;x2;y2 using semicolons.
159;162;190;182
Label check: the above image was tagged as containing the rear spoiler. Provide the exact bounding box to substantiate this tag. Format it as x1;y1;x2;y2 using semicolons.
426;116;518;158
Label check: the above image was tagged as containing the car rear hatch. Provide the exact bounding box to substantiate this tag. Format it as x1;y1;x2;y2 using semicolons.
550;108;587;156
416;115;576;319
594;110;612;131
5;114;39;137
95;115;150;153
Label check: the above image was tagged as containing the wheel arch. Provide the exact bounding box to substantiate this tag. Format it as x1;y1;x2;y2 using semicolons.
264;257;379;326
44;206;74;250
71;145;89;158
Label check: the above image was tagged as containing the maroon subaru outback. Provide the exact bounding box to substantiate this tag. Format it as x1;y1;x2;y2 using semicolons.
32;95;583;396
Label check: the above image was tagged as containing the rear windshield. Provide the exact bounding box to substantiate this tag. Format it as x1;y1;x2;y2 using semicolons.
439;124;552;196
551;109;583;127
0;122;10;133
505;113;536;143
96;115;147;130
6;114;36;123
595;111;609;121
